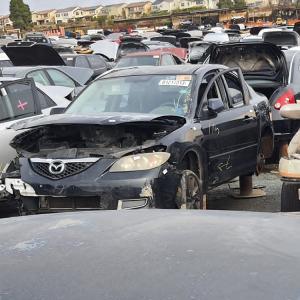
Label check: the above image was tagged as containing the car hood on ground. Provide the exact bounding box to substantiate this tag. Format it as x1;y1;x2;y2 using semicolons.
2;42;66;66
11;113;186;130
0;210;300;300
209;41;288;84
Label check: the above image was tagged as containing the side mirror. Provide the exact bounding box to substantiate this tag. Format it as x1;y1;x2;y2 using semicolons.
50;107;65;115
280;103;300;119
208;98;225;114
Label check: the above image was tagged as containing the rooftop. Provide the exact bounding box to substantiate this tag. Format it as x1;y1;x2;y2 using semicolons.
104;3;126;8
126;1;151;8
32;9;56;14
80;5;103;11
153;0;173;5
56;7;79;13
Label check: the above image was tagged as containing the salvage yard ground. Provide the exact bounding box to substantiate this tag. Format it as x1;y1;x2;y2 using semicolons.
208;167;281;212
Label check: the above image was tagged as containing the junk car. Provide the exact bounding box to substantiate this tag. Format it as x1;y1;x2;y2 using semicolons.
1;65;273;213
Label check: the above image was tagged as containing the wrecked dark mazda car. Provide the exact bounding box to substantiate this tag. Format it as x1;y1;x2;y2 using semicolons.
1;65;273;213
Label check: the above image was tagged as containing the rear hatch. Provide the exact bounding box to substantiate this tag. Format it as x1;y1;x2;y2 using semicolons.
209;42;288;98
2;41;66;66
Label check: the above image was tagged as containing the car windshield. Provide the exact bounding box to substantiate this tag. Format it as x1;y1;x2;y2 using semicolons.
116;56;159;67
25;36;48;43
263;32;297;46
66;75;194;116
62;56;75;66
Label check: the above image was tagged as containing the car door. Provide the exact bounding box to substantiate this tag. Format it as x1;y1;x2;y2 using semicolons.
0;79;41;172
197;68;258;186
221;70;259;174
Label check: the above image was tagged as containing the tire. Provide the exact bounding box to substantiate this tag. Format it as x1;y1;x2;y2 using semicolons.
281;182;300;212
175;170;204;209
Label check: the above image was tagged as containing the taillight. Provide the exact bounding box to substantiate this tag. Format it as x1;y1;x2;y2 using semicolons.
274;89;295;110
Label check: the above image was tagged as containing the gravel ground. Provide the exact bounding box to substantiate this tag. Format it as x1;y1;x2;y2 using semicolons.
207;166;281;212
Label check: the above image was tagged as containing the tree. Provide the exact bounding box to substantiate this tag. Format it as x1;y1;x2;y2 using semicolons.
9;0;31;30
217;0;234;9
96;15;107;27
217;0;246;9
234;0;246;9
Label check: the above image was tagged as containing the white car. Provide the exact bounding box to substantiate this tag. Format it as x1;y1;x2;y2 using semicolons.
0;77;71;172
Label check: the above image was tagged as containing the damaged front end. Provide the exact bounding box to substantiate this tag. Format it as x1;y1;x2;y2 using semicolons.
3;117;185;212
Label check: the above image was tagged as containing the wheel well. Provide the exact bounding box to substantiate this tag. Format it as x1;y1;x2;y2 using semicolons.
181;151;200;176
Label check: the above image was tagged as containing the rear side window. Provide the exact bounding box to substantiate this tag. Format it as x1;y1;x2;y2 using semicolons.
223;73;244;107
87;56;106;68
75;56;90;68
47;69;75;88
116;56;159;68
0;82;36;121
27;70;51;86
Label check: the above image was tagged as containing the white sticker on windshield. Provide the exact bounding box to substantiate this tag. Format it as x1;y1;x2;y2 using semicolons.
67;57;74;61
159;79;190;87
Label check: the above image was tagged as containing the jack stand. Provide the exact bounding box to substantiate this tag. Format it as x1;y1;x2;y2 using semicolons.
230;175;266;199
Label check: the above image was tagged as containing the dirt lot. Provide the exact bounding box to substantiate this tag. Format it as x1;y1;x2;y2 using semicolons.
208;167;281;212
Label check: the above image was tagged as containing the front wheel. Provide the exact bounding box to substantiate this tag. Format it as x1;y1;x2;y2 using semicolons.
175;170;204;209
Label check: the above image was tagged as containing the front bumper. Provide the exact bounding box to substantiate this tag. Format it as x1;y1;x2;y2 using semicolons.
4;158;180;211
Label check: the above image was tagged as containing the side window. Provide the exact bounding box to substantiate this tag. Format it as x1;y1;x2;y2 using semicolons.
223;73;244;107
161;54;176;65
27;70;51;86
75;56;90;68
0;82;36;121
198;72;228;118
46;69;75;88
87;55;106;68
36;89;56;110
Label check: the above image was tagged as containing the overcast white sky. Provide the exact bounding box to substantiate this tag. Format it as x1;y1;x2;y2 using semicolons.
0;0;136;15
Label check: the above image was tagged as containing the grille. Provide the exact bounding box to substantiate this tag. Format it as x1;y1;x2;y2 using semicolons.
31;160;95;180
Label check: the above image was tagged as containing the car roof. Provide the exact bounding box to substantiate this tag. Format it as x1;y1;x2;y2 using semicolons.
101;64;222;78
0;66;57;76
1;210;300;300
0;76;22;82
122;50;172;57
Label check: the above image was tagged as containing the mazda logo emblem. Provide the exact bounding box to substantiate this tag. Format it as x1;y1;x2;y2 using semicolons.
49;160;65;175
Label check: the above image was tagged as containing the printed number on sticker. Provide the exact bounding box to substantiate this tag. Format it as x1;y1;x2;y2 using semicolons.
159;80;190;87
